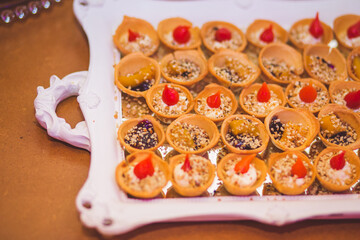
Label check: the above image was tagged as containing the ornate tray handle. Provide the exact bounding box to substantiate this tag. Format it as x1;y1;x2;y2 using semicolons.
34;71;91;151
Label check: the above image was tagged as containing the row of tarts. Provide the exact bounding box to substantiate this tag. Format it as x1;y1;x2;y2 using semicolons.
113;15;360;198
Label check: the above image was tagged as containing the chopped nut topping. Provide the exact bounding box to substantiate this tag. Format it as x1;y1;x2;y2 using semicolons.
153;86;189;116
214;57;255;84
243;90;282;115
124;120;158;149
163;59;200;82
205;26;243;51
307;55;339;83
196;94;232;119
290;24;322;46
122;33;156;55
262;58;299;82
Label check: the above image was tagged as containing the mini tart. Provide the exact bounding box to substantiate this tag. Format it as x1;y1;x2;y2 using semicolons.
347;47;360;81
329;80;360;112
117;115;165;153
113;16;160;57
159;50;208;86
221;114;269;154
314;147;360;192
217;153;267;195
115;151;170;198
285;78;329;113
157;17;201;50
145;83;194;123
200;21;247;53
303;44;348;85
246;19;288;49
259;43;303;85
289;17;333;50
264;106;319;151
194;83;237;123
166;114;219;154
334;14;360;50
114;52;161;98
208;49;260;88
268;151;315;195
318;104;360;150
169;154;215;197
239;83;286;118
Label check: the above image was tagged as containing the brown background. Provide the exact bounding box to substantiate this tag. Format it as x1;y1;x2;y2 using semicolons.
1;1;360;239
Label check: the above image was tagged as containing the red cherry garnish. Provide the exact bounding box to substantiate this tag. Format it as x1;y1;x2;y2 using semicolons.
309;12;324;39
330;151;346;170
299;82;317;103
344;90;360;109
173;26;191;44
260;24;274;43
181;154;192;172
206;90;221;108
234;154;256;174
128;29;140;42
133;154;154;179
257;82;271;102
162;85;179;106
347;20;360;39
215;28;232;42
291;157;307;178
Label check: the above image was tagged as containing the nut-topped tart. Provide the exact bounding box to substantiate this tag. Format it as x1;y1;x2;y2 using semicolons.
169;154;215;197
285;78;329;113
217;154;267;195
264;106;319;151
166;114;219;154
115;151;170;198
304;44;348;85
113;16;160;56
221;114;269;155
318;104;360;149
246;19;288;49
200;21;247;53
333;14;360;50
118;115;165;153
146;83;194;123
159;50;208;86
314;147;360;192
289;12;333;50
239;82;286;118
208;49;260;88
194;83;237;123
259;42;303;85
157;17;201;50
268;151;315;195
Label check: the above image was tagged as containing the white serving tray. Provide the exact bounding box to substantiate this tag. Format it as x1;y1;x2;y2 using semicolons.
34;0;360;236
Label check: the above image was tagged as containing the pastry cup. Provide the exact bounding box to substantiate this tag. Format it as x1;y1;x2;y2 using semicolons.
159;49;208;86
208;49;260;88
194;83;237;123
169;154;215;197
145;83;194;123
200;21;247;53
329;80;360;108
334;14;360;50
264;106;319;151
285;78;329;114
157;17;201;50
113;15;160;57
114;52;161;97
239;82;286;119
318;104;360;150
289;17;333;50
246;19;288;49
259;42;303;85
217;153;267;195
117;115;165;153
303;44;348;85
220;114;269;154
166;114;220;154
115;151;170;198
347;47;360;81
314;147;360;192
268;151;316;195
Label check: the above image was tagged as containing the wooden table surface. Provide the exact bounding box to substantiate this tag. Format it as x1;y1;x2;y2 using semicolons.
1;1;360;239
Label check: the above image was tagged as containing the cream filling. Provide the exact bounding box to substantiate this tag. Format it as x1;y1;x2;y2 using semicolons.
226;164;257;187
327;162;352;185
